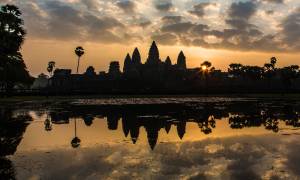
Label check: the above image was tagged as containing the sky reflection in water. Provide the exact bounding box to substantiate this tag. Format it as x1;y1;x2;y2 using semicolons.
2;98;300;179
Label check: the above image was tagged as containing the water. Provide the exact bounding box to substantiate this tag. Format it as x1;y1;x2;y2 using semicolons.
1;97;300;179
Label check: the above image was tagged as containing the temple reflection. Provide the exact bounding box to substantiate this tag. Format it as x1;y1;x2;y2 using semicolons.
1;100;300;179
40;101;300;150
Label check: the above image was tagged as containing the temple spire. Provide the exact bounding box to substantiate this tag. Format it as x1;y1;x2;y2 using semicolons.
146;41;160;65
165;56;172;66
132;47;141;65
123;53;132;73
177;51;186;69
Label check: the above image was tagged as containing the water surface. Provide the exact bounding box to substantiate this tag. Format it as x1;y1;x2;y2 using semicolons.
1;97;300;179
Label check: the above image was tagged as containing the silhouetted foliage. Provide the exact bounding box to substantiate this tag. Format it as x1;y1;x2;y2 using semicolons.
229;63;243;78
279;65;299;91
0;158;15;180
0;4;32;94
75;46;84;74
47;61;55;77
85;66;96;76
201;61;212;69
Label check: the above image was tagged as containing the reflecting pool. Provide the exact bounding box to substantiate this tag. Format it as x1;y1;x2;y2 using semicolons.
1;97;300;179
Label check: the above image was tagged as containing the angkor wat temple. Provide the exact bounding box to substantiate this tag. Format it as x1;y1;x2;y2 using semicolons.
50;41;210;94
50;41;300;94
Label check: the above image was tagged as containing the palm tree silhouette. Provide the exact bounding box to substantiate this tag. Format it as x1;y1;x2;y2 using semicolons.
75;46;85;74
270;57;277;69
47;61;55;77
201;61;212;71
46;61;55;97
201;61;212;92
264;57;277;89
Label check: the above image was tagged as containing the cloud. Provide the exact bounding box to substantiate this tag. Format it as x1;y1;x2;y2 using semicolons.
281;7;300;50
262;0;285;3
151;33;178;45
3;0;300;52
161;15;182;24
226;1;258;32
154;0;173;12
43;1;86;40
116;0;136;13
150;0;290;52
80;0;100;11
189;2;216;18
19;1;128;43
11;134;300;179
286;142;300;176
0;0;12;4
161;22;197;34
228;1;258;24
265;10;274;15
154;0;278;52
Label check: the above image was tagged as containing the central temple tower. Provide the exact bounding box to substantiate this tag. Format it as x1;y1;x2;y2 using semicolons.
146;41;160;65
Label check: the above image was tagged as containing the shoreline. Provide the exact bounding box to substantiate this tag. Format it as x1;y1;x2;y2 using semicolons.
0;93;299;104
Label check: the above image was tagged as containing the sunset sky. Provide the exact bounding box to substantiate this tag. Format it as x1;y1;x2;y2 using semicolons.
1;0;300;76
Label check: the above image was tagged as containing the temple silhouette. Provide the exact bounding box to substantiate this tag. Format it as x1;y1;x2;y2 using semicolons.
49;41;208;94
46;100;300;150
44;41;300;94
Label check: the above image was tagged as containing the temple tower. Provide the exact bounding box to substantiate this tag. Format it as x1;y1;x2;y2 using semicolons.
123;53;132;73
177;51;186;69
146;41;160;65
165;56;172;66
132;48;141;65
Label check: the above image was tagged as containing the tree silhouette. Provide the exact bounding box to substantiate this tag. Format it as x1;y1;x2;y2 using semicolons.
201;61;213;91
47;61;55;77
201;61;212;71
85;66;96;76
75;46;84;74
270;57;277;69
280;65;300;91
228;63;243;78
264;57;277;89
243;66;263;81
0;4;31;94
46;61;55;96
